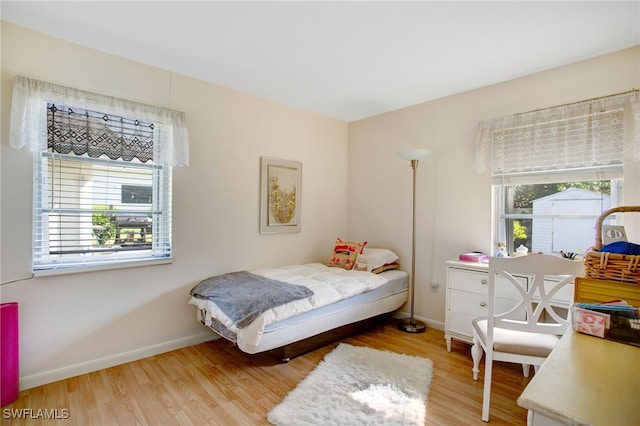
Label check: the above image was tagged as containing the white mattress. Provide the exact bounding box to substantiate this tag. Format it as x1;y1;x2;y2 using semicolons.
193;266;408;354
238;269;408;354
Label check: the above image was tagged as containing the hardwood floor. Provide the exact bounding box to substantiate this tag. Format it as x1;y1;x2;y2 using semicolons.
3;321;532;425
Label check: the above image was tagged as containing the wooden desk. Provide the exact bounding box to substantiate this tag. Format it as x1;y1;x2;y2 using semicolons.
517;330;640;425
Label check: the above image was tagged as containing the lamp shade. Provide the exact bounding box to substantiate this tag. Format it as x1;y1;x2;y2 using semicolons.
397;149;431;161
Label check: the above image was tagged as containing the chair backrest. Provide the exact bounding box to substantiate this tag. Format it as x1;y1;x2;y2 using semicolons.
487;254;585;337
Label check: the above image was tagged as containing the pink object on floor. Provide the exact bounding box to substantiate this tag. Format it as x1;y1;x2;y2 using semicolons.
1;302;19;407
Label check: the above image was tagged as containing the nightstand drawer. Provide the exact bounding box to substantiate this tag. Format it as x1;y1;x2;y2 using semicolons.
448;268;489;293
449;289;523;318
446;291;523;341
447;310;477;341
449;267;525;298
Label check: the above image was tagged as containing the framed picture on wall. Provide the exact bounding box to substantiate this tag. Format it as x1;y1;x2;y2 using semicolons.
260;157;302;234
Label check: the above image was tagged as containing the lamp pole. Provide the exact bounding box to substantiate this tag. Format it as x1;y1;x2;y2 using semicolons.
396;150;430;333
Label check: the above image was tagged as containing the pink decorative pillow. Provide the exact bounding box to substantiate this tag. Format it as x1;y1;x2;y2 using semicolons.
328;238;367;270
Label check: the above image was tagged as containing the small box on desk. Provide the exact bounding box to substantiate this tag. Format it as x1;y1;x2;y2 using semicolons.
571;303;640;347
458;252;488;262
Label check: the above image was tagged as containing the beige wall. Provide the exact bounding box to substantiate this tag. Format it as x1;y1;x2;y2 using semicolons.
0;22;349;388
348;46;640;327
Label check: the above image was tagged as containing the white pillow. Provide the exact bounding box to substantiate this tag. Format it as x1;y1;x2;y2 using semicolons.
355;248;399;271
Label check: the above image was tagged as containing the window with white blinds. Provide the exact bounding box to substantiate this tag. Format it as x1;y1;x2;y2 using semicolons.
475;90;639;256
33;103;172;272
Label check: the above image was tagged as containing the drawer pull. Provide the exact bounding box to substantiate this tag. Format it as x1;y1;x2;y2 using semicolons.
480;302;487;307
481;279;488;285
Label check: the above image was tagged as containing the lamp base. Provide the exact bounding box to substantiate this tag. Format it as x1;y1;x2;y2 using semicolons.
396;318;427;333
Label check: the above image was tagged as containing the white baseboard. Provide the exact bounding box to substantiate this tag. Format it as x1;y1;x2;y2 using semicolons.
423;318;444;331
20;331;215;390
388;310;444;331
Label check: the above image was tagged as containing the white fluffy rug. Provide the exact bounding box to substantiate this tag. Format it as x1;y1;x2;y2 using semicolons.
268;343;434;426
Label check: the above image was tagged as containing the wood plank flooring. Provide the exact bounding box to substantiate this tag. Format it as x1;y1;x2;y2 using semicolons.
3;321;531;425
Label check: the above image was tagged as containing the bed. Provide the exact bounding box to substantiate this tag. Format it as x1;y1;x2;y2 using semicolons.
188;245;409;360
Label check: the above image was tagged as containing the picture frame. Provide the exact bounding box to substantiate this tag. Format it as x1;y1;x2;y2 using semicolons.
260;157;302;234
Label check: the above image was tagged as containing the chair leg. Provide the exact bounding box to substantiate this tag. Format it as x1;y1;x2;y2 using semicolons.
471;337;483;381
481;353;493;422
522;363;531;378
527;409;534;426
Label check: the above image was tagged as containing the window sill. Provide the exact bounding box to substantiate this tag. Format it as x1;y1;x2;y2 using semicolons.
33;258;173;277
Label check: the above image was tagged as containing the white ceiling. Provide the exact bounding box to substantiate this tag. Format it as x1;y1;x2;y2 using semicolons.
2;1;639;122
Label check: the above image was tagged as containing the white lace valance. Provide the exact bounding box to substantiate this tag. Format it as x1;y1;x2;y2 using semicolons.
475;90;640;175
9;76;189;167
47;103;156;163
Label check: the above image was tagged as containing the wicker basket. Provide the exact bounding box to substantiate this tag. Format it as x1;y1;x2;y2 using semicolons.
584;206;640;284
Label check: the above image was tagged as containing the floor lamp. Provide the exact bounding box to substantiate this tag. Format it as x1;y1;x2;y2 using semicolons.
396;148;431;333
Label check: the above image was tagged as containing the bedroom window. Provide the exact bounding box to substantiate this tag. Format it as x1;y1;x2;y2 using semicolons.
9;76;189;273
494;176;623;255
476;90;639;256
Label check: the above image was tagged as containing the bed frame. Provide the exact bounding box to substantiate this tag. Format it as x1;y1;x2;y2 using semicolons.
276;314;387;361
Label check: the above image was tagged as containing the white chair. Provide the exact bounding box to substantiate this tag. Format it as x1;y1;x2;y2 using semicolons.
470;254;584;422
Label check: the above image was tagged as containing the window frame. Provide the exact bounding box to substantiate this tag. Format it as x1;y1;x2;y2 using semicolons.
31;109;173;275
492;170;624;256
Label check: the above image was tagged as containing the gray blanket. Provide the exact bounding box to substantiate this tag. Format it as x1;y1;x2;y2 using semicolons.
190;271;313;328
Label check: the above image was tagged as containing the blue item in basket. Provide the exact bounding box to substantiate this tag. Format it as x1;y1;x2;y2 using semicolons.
599;241;640;255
